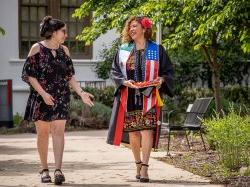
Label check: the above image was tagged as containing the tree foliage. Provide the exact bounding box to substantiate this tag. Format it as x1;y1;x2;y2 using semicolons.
95;38;120;79
73;0;250;52
73;0;250;114
0;27;5;36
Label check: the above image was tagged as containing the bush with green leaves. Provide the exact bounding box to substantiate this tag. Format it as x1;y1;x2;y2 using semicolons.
90;102;112;122
68;95;112;129
13;113;23;127
204;109;250;171
94;38;120;80
80;86;115;107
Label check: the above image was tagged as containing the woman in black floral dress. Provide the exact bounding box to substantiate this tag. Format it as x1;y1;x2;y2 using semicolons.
21;16;94;185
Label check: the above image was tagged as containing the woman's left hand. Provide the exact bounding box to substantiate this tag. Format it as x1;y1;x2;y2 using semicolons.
80;91;94;107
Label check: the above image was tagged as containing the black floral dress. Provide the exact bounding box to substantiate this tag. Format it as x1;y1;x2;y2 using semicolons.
21;43;75;122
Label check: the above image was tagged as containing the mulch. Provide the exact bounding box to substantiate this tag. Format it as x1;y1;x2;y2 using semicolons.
157;134;250;187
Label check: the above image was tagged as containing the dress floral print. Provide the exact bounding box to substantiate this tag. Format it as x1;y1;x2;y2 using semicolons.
21;43;75;122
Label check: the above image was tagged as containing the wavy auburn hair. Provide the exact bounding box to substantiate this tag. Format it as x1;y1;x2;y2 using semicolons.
121;16;152;43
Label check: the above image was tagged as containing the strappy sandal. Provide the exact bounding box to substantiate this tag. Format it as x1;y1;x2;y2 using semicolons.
39;169;52;183
139;164;150;183
135;161;142;179
54;169;65;185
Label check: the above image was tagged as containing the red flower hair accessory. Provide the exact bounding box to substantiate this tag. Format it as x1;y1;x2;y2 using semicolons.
140;17;152;29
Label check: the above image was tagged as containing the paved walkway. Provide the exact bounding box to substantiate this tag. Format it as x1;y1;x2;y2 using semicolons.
0;130;224;187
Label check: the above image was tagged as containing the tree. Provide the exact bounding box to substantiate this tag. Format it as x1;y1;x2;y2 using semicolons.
0;27;5;36
73;0;250;114
95;38;120;79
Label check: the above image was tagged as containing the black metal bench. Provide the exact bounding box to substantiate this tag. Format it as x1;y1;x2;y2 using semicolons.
161;97;213;155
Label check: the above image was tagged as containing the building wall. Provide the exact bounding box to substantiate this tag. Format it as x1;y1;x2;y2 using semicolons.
0;0;118;115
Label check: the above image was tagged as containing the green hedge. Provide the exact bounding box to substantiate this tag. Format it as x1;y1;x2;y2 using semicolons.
74;86;115;108
68;95;112;129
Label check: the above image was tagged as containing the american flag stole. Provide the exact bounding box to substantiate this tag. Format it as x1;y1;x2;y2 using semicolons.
118;41;159;114
143;42;159;114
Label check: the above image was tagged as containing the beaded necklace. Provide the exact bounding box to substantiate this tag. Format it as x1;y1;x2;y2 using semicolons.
133;41;148;82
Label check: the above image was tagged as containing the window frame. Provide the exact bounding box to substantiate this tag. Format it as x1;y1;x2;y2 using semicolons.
18;0;92;59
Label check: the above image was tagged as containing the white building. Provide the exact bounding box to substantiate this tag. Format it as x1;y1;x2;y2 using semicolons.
0;0;118;115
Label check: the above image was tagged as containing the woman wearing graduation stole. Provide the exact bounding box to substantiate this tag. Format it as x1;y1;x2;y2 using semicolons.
107;16;174;182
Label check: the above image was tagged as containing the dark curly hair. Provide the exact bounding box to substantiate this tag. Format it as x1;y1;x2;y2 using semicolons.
40;16;65;39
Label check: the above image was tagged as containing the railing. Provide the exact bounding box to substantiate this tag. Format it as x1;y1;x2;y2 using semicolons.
78;81;107;89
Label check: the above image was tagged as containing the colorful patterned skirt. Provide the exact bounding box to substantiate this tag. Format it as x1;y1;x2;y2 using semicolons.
123;109;157;132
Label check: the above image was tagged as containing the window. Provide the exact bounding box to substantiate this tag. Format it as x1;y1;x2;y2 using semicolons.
19;0;92;59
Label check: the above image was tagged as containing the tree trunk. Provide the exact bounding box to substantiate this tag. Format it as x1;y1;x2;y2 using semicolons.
211;41;223;117
212;68;223;115
202;43;223;116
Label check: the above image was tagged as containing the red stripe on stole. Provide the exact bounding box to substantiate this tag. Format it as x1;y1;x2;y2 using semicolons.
154;61;159;79
145;60;151;81
154;105;161;148
113;87;128;145
151;89;156;108
143;60;151;114
143;97;148;114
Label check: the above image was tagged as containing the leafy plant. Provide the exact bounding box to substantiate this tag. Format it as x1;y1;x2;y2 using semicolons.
13;113;23;127
0;27;5;36
73;0;250;114
82;86;115;107
90;102;112;122
68;95;112;129
205;108;250;171
95;38;120;79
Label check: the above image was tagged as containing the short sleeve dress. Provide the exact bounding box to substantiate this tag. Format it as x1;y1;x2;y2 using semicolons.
21;42;75;122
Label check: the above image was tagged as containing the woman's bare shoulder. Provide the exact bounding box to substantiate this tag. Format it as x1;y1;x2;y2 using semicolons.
27;43;40;57
61;45;70;56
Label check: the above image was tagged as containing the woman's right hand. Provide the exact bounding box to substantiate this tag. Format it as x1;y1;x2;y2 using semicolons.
123;80;138;89
41;92;55;106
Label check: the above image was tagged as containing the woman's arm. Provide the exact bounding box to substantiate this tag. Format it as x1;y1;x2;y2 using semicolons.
29;77;55;105
62;45;94;107
26;43;55;105
68;76;94;107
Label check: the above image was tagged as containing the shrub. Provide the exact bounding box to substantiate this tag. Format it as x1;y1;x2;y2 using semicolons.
74;86;115;108
68;96;112;129
13;113;23;127
90;102;112;122
204;109;250;171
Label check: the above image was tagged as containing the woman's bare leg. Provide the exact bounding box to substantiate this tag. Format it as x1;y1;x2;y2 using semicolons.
129;131;142;177
129;131;141;162
35;120;51;169
50;120;66;170
140;129;153;178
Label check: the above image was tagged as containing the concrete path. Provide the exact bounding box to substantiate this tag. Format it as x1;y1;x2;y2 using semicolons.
0;130;224;187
